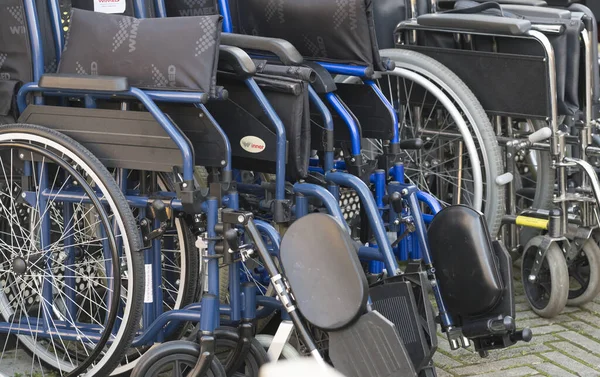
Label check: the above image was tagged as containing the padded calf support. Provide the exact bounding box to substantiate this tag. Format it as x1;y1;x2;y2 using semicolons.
280;214;368;331
427;205;504;317
329;311;417;377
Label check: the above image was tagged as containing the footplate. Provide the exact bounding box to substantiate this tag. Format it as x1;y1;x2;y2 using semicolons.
369;271;437;372
329;311;417;377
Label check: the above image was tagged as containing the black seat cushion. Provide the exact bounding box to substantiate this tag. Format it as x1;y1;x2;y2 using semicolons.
58;9;222;95
427;205;504;316
280;213;368;331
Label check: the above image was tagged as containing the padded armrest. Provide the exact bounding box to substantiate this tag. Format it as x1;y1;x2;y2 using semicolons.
417;13;532;35
502;4;571;18
302;61;337;94
39;74;129;92
221;33;304;66
472;0;547;5
219;45;257;79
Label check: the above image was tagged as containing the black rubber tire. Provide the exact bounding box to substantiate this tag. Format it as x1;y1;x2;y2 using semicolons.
129;341;226;377
567;239;600;306
215;328;269;377
0;124;144;377
380;48;504;236
522;236;569;318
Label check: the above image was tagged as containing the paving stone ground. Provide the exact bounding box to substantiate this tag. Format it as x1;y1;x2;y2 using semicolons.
3;265;600;376
433;265;600;377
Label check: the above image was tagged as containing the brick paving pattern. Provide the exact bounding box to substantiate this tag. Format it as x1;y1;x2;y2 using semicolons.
433;266;600;376
4;267;600;376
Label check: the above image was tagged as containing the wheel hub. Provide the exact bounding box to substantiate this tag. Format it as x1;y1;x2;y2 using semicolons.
12;257;27;275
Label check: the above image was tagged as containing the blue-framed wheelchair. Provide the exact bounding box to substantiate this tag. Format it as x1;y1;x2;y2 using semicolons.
0;0;533;376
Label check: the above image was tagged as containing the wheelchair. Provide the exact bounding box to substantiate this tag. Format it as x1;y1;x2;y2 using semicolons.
0;0;531;376
388;0;600;318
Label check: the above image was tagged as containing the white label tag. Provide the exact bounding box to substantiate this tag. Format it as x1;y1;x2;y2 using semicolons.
144;264;153;303
94;0;126;14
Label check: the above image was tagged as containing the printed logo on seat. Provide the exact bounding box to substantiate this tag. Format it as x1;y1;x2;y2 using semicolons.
265;0;285;23
0;54;9;81
240;136;266;154
7;5;26;35
179;0;216;15
112;17;142;53
195;18;217;57
151;65;177;87
333;0;360;30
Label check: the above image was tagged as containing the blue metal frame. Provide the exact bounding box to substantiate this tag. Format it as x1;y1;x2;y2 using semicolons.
308;86;334;172
325;93;361;156
364;80;399;144
318;62;371;78
245;78;287;200
218;0;233;33
325;171;399;275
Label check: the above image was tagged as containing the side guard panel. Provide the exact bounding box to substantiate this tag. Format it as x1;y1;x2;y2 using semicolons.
329;311;417;377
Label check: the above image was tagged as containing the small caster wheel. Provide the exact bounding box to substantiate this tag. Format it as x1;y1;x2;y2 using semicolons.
521;236;568;318
130;341;226;377
567;239;600;306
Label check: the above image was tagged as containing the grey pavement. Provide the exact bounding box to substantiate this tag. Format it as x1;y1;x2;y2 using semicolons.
3;267;600;376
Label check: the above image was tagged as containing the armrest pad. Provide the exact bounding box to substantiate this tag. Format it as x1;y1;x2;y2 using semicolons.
39;74;129;92
221;33;304;66
301;61;337;94
502;4;571;18
417;13;532;35
474;0;547;5
219;45;257;78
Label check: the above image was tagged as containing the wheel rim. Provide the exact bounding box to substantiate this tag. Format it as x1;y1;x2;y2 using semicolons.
568;250;591;299
522;246;553;310
0;133;135;376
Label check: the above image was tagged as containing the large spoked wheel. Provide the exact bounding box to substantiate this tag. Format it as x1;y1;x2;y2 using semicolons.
566;239;600;306
377;49;504;235
0;124;144;376
522;236;569;318
130;341;226;377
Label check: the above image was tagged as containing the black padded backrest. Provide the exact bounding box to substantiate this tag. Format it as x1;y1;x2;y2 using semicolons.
0;0;56;118
280;213;368;331
228;0;385;71
58;9;222;95
427;205;504;317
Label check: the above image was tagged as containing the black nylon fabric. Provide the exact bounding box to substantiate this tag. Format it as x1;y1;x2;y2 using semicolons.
373;0;408;49
58;9;222;95
0;0;32;92
206;74;310;180
416;1;583;115
0;80;19;118
228;0;385;71
165;0;218;16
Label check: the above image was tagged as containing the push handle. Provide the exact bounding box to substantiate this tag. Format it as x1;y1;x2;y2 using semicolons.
528;127;552;143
